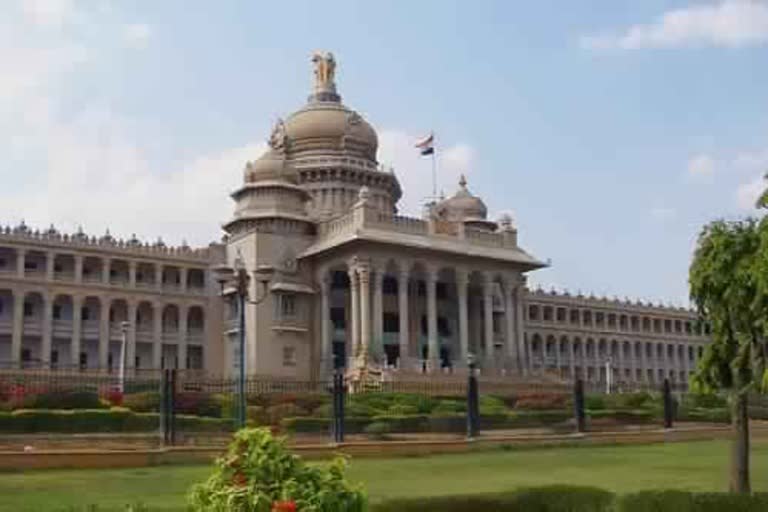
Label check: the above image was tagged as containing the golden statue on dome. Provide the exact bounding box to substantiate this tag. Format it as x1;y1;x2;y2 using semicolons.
311;51;336;91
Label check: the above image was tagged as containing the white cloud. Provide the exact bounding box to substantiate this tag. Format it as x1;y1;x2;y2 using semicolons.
123;23;151;50
581;1;768;50
736;174;765;210
650;207;677;221
687;153;716;179
21;0;75;27
377;131;475;216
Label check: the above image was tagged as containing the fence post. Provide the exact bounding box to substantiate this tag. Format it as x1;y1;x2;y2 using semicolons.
573;379;586;434
160;369;169;446
466;367;479;439
663;378;674;429
169;369;177;445
332;372;345;443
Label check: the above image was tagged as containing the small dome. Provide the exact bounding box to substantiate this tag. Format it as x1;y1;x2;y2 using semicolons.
244;151;298;184
434;175;488;221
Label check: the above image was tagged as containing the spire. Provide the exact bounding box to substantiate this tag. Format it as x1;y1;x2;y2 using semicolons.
459;174;467;190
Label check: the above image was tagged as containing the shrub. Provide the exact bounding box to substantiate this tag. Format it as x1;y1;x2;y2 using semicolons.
431;400;466;415
292;393;329;414
372;485;614;512
588;409;655;424
479;395;508;416
506;410;571;428
363;421;391;440
188;428;366;512
0;409;231;433
246;406;269;425
682;393;728;410
386;404;420;416
266;403;309;424
678;407;730;423
605;392;656;410
615;490;768;512
123;391;160;413
174;392;222;417
25;389;106;410
513;391;570;410
281;417;330;434
585;394;606;410
371;414;430;433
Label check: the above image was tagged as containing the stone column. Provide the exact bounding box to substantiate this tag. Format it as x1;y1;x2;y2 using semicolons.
46;253;55;281
41;293;53;367
457;269;470;365
568;339;576;379
359;266;371;359
153;303;163;369
102;258;111;285
482;275;495;368
155;264;163;291
514;285;527;373
372;268;384;360
129;261;137;288
71;296;82;369
74;255;84;284
16;249;26;278
319;274;332;374
503;279;516;369
426;266;439;371
180;268;188;294
397;268;410;369
99;297;110;369
126;302;138;370
348;268;360;360
178;305;188;370
554;337;562;375
11;292;24;366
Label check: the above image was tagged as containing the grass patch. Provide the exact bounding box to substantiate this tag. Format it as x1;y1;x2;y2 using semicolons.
1;440;766;511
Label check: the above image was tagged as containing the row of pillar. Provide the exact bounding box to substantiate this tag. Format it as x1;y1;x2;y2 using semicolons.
6;292;193;369
319;262;525;374
10;248;197;291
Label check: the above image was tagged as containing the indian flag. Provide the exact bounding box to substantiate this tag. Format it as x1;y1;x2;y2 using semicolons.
414;133;434;156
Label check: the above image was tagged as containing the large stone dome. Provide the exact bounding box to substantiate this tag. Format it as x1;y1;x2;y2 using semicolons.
243;150;298;184
282;101;378;160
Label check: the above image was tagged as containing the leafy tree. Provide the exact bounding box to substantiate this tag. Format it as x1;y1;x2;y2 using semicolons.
689;217;768;493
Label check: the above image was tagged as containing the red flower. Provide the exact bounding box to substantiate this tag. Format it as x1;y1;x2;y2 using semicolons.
232;471;247;487
272;500;297;512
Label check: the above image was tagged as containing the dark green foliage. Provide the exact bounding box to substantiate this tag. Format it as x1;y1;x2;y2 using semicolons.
588;409;655;423
371;485;614;512
173;392;223;417
615;491;768;512
25;390;105;410
363;421;391;440
188;428;366;512
585;394;607;410
0;408;232;433
122;391;161;413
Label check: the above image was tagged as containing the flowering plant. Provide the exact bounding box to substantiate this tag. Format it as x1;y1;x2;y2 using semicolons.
189;428;366;512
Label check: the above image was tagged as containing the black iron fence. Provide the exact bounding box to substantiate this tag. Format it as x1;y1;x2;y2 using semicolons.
0;368;757;446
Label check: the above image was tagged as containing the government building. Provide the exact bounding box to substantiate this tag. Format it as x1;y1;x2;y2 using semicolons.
0;53;709;386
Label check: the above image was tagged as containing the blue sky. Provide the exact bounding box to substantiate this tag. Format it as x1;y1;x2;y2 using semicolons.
1;0;768;306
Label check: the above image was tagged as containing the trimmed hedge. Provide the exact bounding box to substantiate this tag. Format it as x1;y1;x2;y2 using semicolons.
616;490;768;512
371;485;614;512
0;408;233;433
373;488;768;512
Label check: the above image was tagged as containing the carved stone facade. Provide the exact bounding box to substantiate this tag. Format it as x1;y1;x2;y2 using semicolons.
0;53;709;385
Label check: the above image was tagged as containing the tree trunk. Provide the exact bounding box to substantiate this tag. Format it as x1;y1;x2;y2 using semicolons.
730;391;750;494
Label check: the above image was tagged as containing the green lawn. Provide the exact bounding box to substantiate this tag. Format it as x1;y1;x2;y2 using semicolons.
1;440;766;511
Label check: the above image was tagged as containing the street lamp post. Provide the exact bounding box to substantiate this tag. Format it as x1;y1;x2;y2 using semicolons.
119;320;129;393
213;254;274;429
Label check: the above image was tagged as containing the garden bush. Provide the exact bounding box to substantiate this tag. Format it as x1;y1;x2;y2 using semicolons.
513;391;570;410
682;393;727;410
23;389;105;410
174;392;222;417
123;391;160;413
585;394;606;410
188;427;366;512
0;408;232;433
615;490;768;512
430;399;465;415
265;403;309;424
372;485;614;512
385;403;420;416
363;421;391;440
588;409;655;424
604;392;656;410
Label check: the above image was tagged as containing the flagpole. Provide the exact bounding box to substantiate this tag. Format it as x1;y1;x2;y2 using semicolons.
431;133;437;200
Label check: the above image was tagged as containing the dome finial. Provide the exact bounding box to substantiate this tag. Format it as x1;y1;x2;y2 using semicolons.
309;51;340;102
459;174;467;189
